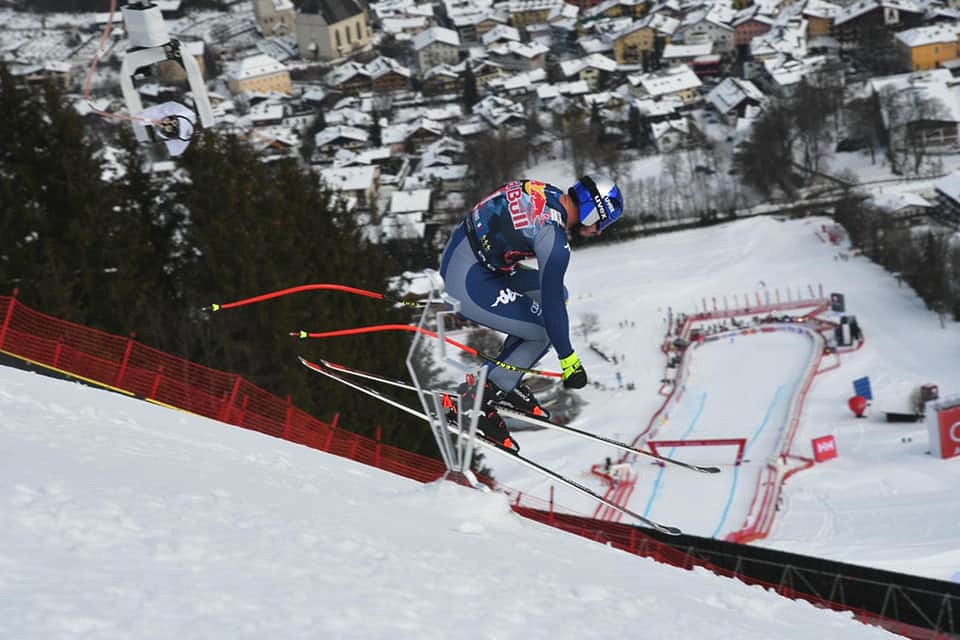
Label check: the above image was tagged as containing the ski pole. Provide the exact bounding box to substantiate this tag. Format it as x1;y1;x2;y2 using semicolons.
293;324;563;379
203;283;432;312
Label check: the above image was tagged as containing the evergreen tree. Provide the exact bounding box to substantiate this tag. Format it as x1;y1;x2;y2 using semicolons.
172;133;422;450
462;64;479;114
0;70;114;321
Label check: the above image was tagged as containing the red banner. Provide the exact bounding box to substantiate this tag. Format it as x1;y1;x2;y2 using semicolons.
812;435;838;462
937;405;960;460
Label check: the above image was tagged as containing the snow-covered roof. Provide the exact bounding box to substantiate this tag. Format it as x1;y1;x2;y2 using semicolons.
934;170;960;202
869;191;934;211
637;65;703;97
662;41;714;60
366;55;412;80
558;53;618;76
325;61;370;86
226;54;287;80
871;69;960;125
380;16;430;34
801;0;843;19
319;165;378;192
389;189;432;213
481;24;521;45
536;79;591;99
326;107;374;128
472;94;527;125
488;40;549;59
333;146;394;166
834;0;922;27
763;55;826;88
706;77;765;114
412;26;461;50
895;24;960;49
485;68;547;92
315;125;369;147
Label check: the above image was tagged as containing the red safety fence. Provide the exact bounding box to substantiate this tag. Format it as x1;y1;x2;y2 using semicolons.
0;292;447;484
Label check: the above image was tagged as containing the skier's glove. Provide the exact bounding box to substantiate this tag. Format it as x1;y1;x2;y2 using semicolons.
560;352;587;389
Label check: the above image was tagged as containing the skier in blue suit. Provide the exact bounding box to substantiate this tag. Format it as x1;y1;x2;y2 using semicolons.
440;175;624;451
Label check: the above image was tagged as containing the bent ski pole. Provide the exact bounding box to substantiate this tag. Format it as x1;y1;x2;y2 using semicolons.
203;283;432;312
293;324;563;379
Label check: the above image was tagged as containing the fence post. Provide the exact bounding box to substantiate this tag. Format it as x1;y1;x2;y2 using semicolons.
52;337;64;367
324;416;337;452
283;394;294;441
549;485;555;525
375;426;382;467
220;375;242;423
149;366;164;399
0;288;18;350
115;333;136;388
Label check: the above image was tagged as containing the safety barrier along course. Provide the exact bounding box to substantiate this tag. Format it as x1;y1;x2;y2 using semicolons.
0;293;446;484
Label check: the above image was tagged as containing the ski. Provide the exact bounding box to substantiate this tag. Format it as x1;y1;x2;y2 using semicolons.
309;358;719;474
299;356;683;535
497;408;721;475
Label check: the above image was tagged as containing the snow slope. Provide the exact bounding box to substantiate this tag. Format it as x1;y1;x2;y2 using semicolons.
0;366;897;639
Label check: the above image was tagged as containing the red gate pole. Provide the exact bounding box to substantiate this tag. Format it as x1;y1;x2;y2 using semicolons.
115;333;136;388
0;288;19;350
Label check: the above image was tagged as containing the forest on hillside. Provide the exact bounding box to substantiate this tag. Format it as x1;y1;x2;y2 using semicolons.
0;65;445;458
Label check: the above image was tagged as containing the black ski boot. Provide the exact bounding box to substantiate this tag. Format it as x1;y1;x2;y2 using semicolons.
443;375;519;452
500;382;550;419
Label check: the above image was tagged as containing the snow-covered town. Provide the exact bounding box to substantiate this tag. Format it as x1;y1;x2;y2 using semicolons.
5;0;960;250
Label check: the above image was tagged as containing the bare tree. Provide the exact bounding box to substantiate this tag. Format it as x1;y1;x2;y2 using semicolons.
579;312;600;341
876;85;948;176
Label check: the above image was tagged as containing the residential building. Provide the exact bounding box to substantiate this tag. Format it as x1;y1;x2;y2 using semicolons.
612;14;679;65
412;26;462;74
506;0;564;31
706;77;766;121
675;10;735;54
633;64;703;105
367;56;413;93
871;69;960;150
801;0;841;39
253;0;296;37
314;125;370;158
832;0;925;52
225;53;292;94
894;24;960;71
318;165;380;210
733;7;774;48
487;40;549;72
558;53;617;90
296;0;373;61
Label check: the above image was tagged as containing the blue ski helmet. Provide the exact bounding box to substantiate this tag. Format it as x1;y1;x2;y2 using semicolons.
569;174;624;232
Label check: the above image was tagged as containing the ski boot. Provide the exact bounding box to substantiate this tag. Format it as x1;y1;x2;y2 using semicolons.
443;375;519;452
499;382;550;419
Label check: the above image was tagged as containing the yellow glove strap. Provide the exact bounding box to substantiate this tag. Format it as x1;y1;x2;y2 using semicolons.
560;353;581;370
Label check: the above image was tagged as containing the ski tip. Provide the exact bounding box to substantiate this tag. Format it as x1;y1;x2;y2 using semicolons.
659;525;683;536
702;466;722;474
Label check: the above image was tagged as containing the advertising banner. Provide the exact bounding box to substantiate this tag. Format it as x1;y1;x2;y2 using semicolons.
936;404;960;460
812;435;838;462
